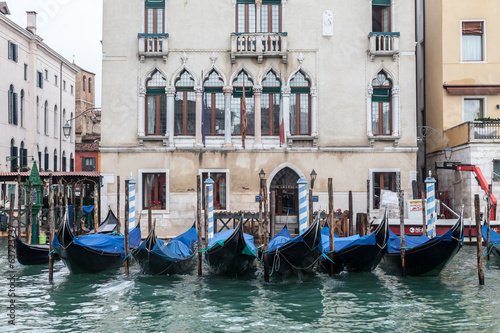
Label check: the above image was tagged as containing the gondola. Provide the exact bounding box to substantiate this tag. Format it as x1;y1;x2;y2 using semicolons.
132;224;198;275
205;221;257;276
15;234;60;265
266;216;322;275
319;211;389;273
383;213;464;276
482;225;500;259
53;213;141;274
93;208;119;234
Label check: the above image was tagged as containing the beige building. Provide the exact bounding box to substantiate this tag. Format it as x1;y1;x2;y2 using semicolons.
101;0;417;236
424;0;500;218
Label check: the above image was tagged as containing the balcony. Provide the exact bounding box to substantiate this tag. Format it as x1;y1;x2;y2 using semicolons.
368;32;400;61
443;122;500;150
138;33;169;62
230;32;287;64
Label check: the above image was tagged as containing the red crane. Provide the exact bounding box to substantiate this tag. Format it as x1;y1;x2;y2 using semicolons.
436;162;497;220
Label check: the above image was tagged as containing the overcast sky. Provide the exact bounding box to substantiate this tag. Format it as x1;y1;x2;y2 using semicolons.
8;0;103;106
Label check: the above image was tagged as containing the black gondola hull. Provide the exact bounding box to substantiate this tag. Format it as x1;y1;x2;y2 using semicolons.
55;244;122;274
15;237;60;265
134;249;196;275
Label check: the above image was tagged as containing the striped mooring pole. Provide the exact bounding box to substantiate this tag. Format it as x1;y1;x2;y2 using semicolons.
425;172;437;238
298;177;308;235
205;177;214;243
129;174;136;228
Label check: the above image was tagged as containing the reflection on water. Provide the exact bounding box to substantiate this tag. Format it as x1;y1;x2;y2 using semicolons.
1;240;499;332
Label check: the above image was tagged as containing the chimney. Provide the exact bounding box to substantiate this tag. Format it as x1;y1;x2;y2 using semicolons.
26;11;37;35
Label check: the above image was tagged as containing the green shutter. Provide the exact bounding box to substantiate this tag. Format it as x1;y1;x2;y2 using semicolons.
204;87;222;93
147;88;165;95
372;88;391;102
233;87;253;98
262;87;280;94
372;0;390;6
237;0;255;3
262;0;281;4
146;0;165;8
290;87;310;94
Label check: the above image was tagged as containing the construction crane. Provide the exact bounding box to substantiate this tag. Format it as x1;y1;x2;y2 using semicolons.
436;162;497;220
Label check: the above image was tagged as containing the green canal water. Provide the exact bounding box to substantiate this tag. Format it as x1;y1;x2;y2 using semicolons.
1;238;500;332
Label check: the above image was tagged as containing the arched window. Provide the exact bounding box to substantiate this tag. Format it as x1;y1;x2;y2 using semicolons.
62;151;66;172
261;71;281;136
36;97;40;133
19;142;26;168
88;77;92;93
44;101;49;135
145;70;167;135
289;71;311;135
174;70;195;135
83;75;86;92
231;71;254;135
20;90;24;128
371;71;392;136
54;105;58;138
53;149;58;172
10;139;17;172
203;71;225;136
8;84;18;125
44;147;49;171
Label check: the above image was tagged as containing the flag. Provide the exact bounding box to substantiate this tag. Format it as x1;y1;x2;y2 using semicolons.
241;76;247;149
279;73;285;145
201;71;206;146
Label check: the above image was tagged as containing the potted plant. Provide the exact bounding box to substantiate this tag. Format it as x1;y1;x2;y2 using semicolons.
151;201;162;210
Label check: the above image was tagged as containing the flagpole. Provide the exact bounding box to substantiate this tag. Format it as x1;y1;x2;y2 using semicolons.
201;70;206;147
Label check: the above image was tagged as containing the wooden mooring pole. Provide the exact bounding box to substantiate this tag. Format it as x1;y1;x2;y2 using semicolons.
197;175;203;276
94;185;99;234
366;179;370;224
263;178;269;282
124;179;130;275
399;189;406;278
79;182;85;234
48;176;55;282
328;178;335;277
17;175;22;237
475;194;484;285
8;194;15;261
270;191;276;239
147;176;152;234
26;181;33;244
258;177;263;247
348;190;353;236
486;184;492;261
116;176;121;233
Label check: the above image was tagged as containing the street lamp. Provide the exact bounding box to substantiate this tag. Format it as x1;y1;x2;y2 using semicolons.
309;169;317;225
63;107;101;139
310;169;317;189
418;126;453;161
258;169;266;247
444;145;452;161
259;169;266;180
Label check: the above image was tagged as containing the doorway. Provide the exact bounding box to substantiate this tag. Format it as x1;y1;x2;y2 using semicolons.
271;167;300;233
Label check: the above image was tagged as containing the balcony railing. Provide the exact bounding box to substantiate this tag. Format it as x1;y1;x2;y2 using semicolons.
471;121;500;140
230;32;287;64
368;32;400;61
138;33;169;62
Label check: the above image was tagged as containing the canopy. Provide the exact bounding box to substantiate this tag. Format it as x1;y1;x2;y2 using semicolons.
70;227;141;258
482;226;500;243
269;227;292;251
388;227;454;253
320;227;378;253
208;228;257;256
138;228;197;262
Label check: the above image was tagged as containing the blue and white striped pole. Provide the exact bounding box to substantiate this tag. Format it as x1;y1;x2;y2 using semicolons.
128;174;136;228
297;178;308;235
205;178;214;242
425;173;437;238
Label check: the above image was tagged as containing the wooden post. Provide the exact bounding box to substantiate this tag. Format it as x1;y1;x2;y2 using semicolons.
420;190;427;236
399;190;406;278
309;188;314;226
94;186;99;233
72;186;77;234
270;190;276;238
475;194;484;285
348;190;353;236
26;181;33;244
361;213;367;236
124;180;130;275
366;179;370;220
196;175;203;276
8;194;15;260
258;177;263;247
117;176;121;233
486;184;492;261
79;182;85;234
147;175;152;234
17;175;22;237
263;178;269;282
58;180;63;229
328;178;334;277
48;176;55;282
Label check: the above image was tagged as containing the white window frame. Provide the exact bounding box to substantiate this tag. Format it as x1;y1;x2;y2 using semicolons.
462;96;487;123
460;19;487;64
369;168;400;212
199;168;230;212
138;169;170;213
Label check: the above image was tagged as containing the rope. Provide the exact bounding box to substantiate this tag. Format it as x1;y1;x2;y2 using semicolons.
321;253;335;265
483;243;500;256
110;231;123;236
48;250;56;257
122;253;132;262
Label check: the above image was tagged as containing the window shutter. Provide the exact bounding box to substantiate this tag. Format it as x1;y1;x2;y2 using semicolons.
8;41;11;59
8;90;12;124
372;0;390;6
13;44;18;62
13;93;18;125
237;0;255;3
462;21;483;35
262;0;281;4
23;149;28;167
146;0;165;8
372;88;391;102
233;87;253;98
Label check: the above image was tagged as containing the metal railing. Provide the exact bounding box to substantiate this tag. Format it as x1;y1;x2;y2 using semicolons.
471;121;500;140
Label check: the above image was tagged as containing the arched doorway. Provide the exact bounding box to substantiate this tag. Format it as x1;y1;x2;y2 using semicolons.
270;167;300;231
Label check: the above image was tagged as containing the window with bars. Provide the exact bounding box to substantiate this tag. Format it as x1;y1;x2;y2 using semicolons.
174;70;196;136
203;71;225;135
371;71;392;136
146;70;167;135
289;71;310;135
231;72;254;135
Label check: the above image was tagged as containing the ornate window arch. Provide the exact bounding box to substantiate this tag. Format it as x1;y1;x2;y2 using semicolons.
145;70;167;135
203;70;225;136
174;70;195;136
289;70;311;135
231;70;254;135
371;71;393;136
261;70;281;136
